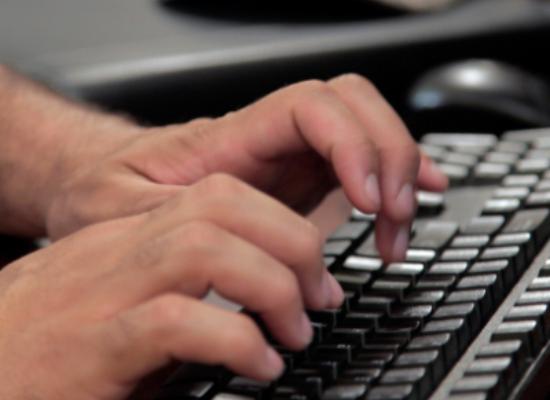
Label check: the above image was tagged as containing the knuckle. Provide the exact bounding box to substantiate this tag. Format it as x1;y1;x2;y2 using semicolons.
293;79;336;99
149;294;186;334
198;173;248;198
222;315;263;356
268;269;301;307
333;73;379;95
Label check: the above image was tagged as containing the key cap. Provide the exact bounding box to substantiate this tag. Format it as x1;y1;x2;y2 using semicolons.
389;305;433;322
370;279;411;300
402;290;445;305
212;393;255;400
516;158;550;174
416;191;445;216
343;256;383;273
420;143;447;160
451;375;502;398
482;199;520;214
492;320;544;356
456;274;502;304
461;216;505;236
437;163;469;183
428;262;469;275
444;152;478;167
380;367;430;399
354;295;395;314
353;351;395;368
314;344;355;363
516;290;550;305
502;208;550;245
325;240;352;256
394;350;445;382
535;179;550;191
309;310;342;328
529;277;550;290
440;248;479;262
448;394;488;400
226;377;271;399
334;272;371;293
451;235;490;248
506;304;550;336
446;289;492;319
375;320;420;342
386;263;424;283
339;368;381;385
469;260;514;290
502;174;539;187
503;128;550;142
473;163;510;183
406;249;437;263
329;328;368;347
494;140;527;154
416;275;456;290
407;333;457;367
351;209;376;221
477;340;528;375
484;152;519;164
422;318;469;352
433;302;481;336
493;186;530;199
423;133;497;147
321;384;368;400
480;246;523;275
342;312;382;330
366;384;414;400
526;191;550;207
409;221;458;250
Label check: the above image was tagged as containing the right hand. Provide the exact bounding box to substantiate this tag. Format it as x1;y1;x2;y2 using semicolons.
0;173;343;399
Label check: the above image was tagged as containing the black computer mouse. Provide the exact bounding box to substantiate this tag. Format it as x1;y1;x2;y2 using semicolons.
408;59;550;132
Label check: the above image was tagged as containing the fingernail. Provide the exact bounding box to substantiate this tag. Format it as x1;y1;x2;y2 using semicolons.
365;174;381;210
392;224;410;261
328;274;345;306
263;346;284;379
430;161;449;186
395;183;415;218
300;313;313;346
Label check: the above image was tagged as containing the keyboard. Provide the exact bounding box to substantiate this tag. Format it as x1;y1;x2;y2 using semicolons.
154;127;550;400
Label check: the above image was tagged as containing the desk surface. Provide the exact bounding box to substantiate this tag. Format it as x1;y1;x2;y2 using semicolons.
2;0;550;103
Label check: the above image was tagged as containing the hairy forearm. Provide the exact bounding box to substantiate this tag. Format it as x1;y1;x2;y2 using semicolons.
0;66;138;236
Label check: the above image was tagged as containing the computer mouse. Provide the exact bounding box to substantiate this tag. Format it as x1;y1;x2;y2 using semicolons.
408;60;550;132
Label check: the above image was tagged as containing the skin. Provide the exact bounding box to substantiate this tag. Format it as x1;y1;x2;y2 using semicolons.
0;67;448;399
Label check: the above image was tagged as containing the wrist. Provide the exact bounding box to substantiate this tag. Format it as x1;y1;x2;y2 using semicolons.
0;66;142;236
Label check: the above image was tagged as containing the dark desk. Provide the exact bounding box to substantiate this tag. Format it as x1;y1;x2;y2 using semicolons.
2;0;550;123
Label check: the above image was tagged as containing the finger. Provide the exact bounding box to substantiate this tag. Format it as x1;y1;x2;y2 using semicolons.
418;152;449;192
95;294;284;384
145;174;344;311
375;213;411;262
232;80;383;213
95;221;314;349
328;74;422;222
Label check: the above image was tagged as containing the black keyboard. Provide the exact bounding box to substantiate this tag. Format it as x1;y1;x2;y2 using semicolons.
155;128;550;400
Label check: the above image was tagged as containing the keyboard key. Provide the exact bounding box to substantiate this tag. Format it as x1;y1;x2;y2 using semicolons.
469;259;515;290
428;262;469;275
461;216;505;235
502;174;539;187
492;320;544;356
406;249;437;263
333;272;371;293
343;256;383;273
402;290;445;305
321;383;367;400
482;199;520;214
416;275;456;290
366;384;414;400
484;152;519;164
422;318;469;352
451;374;502;397
517;290;550;305
416;191;444;216
441;248;479;262
386;263;424;282
473;162;510;183
493;140;527;154
380;367;430;398
451;235;490;248
515;158;550;174
526;191;550;207
502;208;550;245
493;186;529;199
437;163;469;182
423;133;497;147
330;222;370;241
354;295;395;313
409;221;458;250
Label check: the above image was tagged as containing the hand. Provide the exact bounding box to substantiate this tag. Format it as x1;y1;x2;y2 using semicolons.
0;173;343;399
46;74;448;261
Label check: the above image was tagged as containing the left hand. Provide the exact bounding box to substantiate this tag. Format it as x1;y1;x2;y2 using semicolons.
46;74;448;261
